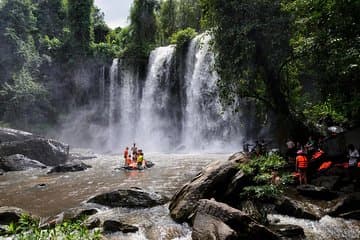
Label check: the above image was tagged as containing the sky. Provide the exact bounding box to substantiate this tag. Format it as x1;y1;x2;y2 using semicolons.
94;0;134;29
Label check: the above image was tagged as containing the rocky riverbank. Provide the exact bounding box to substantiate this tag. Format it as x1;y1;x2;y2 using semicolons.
0;128;359;239
169;152;360;239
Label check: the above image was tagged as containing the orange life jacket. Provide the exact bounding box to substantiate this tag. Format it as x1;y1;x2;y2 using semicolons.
318;161;332;171
124;149;128;158
297;155;308;168
126;157;132;165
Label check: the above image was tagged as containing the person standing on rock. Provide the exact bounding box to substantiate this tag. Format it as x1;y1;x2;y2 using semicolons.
296;150;308;185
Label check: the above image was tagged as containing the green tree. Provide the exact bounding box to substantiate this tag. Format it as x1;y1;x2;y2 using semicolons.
176;0;201;31
157;0;177;44
126;0;158;58
200;0;304;134
36;0;66;39
67;0;94;55
93;6;110;43
0;0;49;127
283;0;360;127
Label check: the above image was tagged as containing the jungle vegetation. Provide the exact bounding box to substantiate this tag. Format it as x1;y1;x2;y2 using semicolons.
0;0;358;136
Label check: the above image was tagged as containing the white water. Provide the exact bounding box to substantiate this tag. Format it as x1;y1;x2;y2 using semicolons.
182;34;242;151
59;33;244;153
269;214;360;240
108;58;119;149
137;45;177;151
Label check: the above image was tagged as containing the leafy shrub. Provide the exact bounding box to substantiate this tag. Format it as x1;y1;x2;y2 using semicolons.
303;98;347;125
4;214;101;240
239;153;292;199
169;27;197;48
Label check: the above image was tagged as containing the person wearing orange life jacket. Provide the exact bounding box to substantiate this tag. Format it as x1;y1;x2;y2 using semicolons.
296;150;308;185
126;154;133;166
123;147;129;166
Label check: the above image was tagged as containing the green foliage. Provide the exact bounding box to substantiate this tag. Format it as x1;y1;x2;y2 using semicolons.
176;0;201;31
303;98;347;125
93;6;110;43
200;0;293;117
156;0;202;45
282;0;360;126
170;27;197;48
126;0;158;58
157;0;178;44
90;42;117;60
67;0;94;55
4;214;102;240
239;153;292;199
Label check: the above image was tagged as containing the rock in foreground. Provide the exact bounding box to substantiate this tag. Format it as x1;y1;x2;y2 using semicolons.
47;162;91;174
0;138;69;166
0;128;35;143
192;199;279;240
0;154;47;171
169;153;246;223
87;187;169;208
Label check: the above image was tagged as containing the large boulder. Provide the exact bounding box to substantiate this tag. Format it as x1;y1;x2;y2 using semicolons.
274;196;324;220
47;162;91;174
328;192;360;218
0;138;69;166
103;220;138;233
311;176;340;190
169;153;247;223
0;206;28;225
39;206;98;229
192;212;237;240
269;224;305;239
192;199;279;240
0;154;47;171
296;184;338;200
0;128;35;143
87;187;169;208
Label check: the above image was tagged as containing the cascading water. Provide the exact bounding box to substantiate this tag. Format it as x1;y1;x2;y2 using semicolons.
137;45;178;151
182;34;242;151
108;58;119;148
60;34;244;152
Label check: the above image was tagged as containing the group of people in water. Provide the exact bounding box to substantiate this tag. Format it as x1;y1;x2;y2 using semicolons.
123;143;145;169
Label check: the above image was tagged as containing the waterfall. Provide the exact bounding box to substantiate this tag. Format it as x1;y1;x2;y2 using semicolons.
60;34;244;152
117;60;141;147
108;58;119;148
182;34;242;151
137;45;177;151
99;65;106;108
